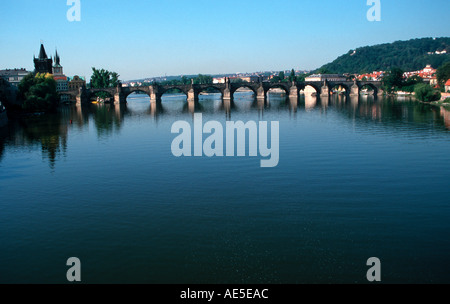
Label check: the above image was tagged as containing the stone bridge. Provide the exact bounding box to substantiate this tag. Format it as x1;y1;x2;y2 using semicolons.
71;79;383;105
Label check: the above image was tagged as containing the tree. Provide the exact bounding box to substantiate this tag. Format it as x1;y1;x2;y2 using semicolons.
382;67;404;93
316;67;334;74
278;71;285;81
437;61;450;87
414;83;441;102
317;37;450;74
230;78;246;84
296;74;306;82
19;73;59;112
90;68;121;88
402;75;423;93
110;72;120;87
270;75;280;83
193;74;213;85
181;76;190;85
289;69;296;82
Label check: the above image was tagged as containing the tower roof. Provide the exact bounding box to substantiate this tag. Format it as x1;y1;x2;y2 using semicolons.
38;44;48;59
54;49;61;66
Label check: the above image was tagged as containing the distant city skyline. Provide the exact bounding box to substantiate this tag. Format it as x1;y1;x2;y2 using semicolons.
1;0;449;80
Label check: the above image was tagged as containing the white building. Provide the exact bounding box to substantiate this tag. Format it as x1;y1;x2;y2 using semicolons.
0;68;31;87
305;74;347;82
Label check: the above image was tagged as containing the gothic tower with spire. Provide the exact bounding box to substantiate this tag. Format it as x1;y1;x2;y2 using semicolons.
33;43;53;74
53;50;63;76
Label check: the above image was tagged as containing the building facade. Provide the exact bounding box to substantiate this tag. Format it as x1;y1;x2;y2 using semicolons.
68;76;86;91
403;65;437;80
51;50;70;103
0;68;31;88
305;74;347;82
68;76;86;102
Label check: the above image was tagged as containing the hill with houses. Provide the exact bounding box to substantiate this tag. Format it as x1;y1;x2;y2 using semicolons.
318;37;450;74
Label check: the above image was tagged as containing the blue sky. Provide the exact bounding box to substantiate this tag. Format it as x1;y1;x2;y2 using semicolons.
1;0;449;80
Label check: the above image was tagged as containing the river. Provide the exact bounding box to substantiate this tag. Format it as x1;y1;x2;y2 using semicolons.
0;92;449;283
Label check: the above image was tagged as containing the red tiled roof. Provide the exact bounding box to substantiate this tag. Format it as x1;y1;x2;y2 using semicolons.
445;79;450;86
53;76;67;81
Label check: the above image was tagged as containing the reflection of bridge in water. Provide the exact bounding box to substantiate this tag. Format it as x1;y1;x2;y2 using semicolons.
73;94;385;123
65;78;383;105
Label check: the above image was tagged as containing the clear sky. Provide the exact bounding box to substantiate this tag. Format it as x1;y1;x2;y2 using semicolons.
1;0;449;80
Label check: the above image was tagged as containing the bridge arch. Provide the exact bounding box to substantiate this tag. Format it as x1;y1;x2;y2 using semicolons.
329;83;350;95
231;84;257;98
266;83;289;95
124;88;151;99
197;85;224;98
89;89;114;101
124;89;151;99
160;87;189;99
300;83;321;96
359;83;378;95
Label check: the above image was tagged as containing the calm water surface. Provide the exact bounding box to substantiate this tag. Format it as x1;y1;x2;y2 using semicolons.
0;92;449;283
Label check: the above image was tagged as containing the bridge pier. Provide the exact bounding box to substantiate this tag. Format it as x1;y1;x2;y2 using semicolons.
223;88;231;100
187;88;197;102
149;85;162;103
350;83;360;97
223;78;232;100
150;94;161;103
256;85;265;100
76;86;89;105
320;85;330;98
289;82;298;99
114;84;126;104
377;88;384;97
114;93;126;104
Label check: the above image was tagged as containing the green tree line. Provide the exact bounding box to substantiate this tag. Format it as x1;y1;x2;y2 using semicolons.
318;37;450;74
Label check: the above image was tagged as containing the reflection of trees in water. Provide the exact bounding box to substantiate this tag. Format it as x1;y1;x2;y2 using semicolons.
326;95;448;130
3;97;448;169
0;135;5;163
22;115;68;169
0;123;8;163
440;107;450;130
4;113;69;169
91;104;125;138
69;104;130;138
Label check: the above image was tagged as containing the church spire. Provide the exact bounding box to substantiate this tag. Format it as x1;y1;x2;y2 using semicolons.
38;44;48;60
54;49;60;65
